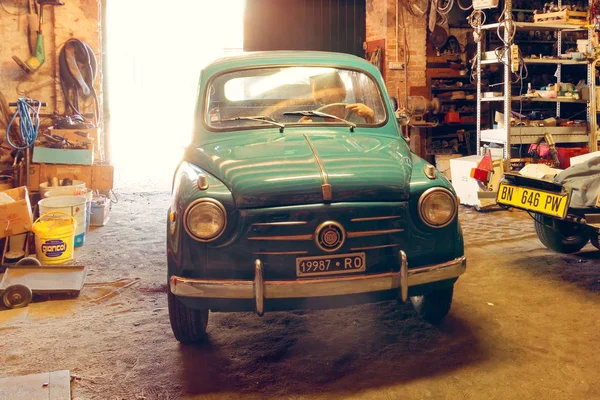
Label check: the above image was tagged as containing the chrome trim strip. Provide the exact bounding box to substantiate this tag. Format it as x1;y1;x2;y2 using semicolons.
350;244;399;251
303;133;332;201
247;234;312;241
170;276;254;299
407;255;467;287
350;216;401;222
254;259;264;316
252;251;309;255
251;221;308;226
170;256;467;310
347;228;404;238
400;250;408;302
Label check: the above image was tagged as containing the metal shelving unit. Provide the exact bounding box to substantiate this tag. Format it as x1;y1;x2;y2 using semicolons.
475;0;599;162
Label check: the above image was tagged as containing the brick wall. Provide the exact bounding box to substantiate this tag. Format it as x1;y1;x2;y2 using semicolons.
366;0;427;103
0;0;102;128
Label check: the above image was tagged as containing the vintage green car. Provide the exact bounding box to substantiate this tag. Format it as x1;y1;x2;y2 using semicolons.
167;51;466;344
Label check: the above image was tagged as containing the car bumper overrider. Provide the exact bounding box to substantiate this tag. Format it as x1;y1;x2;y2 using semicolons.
170;251;467;316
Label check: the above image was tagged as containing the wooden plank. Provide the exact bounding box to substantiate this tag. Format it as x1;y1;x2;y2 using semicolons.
0;370;71;400
533;9;587;25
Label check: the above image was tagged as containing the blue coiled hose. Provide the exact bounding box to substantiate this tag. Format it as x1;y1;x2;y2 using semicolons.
6;98;41;150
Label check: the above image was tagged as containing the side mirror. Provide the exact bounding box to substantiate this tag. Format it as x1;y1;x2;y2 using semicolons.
389;96;399;112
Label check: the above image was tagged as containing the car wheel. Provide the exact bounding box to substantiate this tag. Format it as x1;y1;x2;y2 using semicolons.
410;285;453;325
591;233;600;250
533;213;589;254
168;288;209;344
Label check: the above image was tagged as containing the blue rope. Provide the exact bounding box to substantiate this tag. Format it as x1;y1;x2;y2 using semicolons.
6;98;41;150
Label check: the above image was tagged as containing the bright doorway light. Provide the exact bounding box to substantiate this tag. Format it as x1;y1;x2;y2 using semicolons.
106;0;245;190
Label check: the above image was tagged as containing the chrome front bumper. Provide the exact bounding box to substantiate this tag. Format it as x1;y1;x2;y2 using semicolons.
170;251;466;316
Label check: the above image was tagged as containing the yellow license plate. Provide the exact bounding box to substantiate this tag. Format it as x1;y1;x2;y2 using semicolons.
497;183;569;218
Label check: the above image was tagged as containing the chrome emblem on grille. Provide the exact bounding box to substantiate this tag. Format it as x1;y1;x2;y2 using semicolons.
315;221;346;252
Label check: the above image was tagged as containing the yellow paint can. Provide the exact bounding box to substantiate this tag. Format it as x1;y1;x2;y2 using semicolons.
32;212;77;265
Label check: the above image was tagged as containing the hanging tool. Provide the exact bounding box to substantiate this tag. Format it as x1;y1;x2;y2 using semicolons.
12;0;65;74
26;0;39;54
6;98;45;189
59;39;100;125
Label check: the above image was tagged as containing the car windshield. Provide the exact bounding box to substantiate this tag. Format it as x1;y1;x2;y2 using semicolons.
205;66;387;130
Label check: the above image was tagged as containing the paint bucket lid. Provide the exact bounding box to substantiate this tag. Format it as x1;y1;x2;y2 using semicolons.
32;212;77;236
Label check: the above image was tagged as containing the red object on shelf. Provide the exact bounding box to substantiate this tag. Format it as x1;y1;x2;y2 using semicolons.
470;150;493;182
557;146;589;169
444;111;461;124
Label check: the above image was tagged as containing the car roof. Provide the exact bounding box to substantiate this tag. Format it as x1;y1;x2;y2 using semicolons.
202;51;380;77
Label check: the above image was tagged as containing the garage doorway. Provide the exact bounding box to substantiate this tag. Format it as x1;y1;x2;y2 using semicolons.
105;0;244;190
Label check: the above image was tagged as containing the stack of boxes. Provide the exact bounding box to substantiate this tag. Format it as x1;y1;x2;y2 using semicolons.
28;127;113;195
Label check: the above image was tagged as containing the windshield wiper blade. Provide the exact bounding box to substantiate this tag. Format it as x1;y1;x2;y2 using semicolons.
220;115;285;132
283;110;356;132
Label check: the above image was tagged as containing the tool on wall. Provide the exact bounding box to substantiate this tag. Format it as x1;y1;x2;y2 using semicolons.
12;0;65;74
6;98;45;189
59;39;100;126
26;0;39;54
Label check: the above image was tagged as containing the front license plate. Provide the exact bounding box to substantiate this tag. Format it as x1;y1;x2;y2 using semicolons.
296;252;366;277
497;183;569;219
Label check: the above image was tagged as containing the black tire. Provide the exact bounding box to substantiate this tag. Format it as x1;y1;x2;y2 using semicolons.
591;234;600;250
168;288;209;344
2;284;33;309
533;213;589;254
410;285;453;325
16;256;42;266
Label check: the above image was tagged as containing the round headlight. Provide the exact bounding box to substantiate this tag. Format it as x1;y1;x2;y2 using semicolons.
184;199;227;241
418;188;457;228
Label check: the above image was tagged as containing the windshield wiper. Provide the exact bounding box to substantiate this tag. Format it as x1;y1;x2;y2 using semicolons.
283;110;356;132
219;115;285;132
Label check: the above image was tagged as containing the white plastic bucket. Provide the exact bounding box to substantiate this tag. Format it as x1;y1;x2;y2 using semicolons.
39;180;86;199
90;194;110;226
38;195;87;247
45;188;93;233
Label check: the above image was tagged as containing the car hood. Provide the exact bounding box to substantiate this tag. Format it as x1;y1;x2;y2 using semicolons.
185;131;412;208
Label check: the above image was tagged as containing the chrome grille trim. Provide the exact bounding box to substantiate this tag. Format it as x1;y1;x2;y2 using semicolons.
303;134;329;185
347;228;404;238
252;250;309;255
303;134;332;201
350;244;399;251
251;221;308;226
247;234;313;241
350;216;401;222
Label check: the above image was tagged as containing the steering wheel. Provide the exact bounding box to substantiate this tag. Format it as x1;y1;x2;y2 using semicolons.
313;102;367;122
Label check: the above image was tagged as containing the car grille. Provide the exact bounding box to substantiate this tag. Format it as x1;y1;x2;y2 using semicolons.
235;203;409;279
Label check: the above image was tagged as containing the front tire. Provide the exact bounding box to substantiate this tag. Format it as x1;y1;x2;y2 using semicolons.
410;285;453;325
590;233;600;250
168;289;209;344
533;213;589;254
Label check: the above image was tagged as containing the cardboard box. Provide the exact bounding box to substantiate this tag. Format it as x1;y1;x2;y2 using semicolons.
0;186;34;238
32;146;94;165
49;128;103;162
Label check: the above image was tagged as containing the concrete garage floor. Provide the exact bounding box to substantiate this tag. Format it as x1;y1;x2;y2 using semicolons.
0;187;599;400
